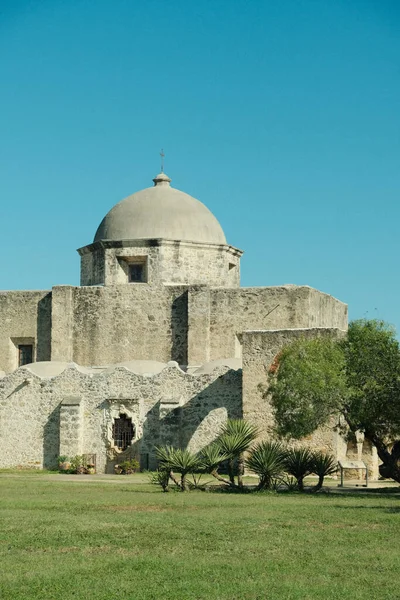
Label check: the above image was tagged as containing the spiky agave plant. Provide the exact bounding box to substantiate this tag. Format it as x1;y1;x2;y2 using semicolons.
245;441;287;490
216;419;259;487
284;447;314;491
155;446;201;491
310;451;337;492
148;469;171;492
198;443;231;486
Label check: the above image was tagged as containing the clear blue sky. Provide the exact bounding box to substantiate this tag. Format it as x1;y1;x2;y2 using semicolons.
1;1;399;329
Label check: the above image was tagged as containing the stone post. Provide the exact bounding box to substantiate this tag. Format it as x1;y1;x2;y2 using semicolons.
51;286;74;362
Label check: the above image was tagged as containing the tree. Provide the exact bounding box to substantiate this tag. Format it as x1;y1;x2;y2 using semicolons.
268;320;400;483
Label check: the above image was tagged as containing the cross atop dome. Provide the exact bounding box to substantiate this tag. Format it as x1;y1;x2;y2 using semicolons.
160;148;165;172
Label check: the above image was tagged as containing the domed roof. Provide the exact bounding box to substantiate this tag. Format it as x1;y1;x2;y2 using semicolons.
94;172;226;245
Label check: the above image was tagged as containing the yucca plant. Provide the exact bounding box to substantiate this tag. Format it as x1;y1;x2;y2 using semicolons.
284;447;314;491
310;451;337;492
216;419;259;487
148;468;171;492
198;443;231;486
245;441;287;490
155;446;201;491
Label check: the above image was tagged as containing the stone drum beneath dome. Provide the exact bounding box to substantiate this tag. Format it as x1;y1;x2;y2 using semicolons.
78;172;242;287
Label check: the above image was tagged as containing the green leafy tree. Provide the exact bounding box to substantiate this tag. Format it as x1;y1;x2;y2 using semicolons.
268;320;400;483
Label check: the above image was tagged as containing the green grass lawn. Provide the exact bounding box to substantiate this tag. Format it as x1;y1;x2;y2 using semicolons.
0;474;399;600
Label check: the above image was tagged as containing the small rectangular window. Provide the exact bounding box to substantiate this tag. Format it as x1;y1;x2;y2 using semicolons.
129;263;145;282
18;345;33;366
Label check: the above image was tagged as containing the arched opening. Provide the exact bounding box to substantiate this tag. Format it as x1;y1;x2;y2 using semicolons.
112;414;135;451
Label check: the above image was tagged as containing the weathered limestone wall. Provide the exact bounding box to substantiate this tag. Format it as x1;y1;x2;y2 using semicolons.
0;291;52;373
79;247;105;286
0;363;242;472
59;397;84;458
0;283;347;373
241;328;344;441
208;286;348;361
307;287;349;328
187;286;211;366
78;239;242;288
49;283;347;369
50;284;189;366
240;327;376;475
51;286;74;362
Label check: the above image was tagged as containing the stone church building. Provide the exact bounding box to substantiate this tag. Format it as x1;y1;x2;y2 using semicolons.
0;170;366;474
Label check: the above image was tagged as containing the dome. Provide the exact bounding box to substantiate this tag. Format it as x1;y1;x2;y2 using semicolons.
94;172;226;245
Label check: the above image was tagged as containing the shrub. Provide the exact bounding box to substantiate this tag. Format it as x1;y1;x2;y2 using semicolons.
310;452;337;492
216;419;258;487
284;448;314;491
148;469;170;492
245;441;287;490
115;458;139;475
155;446;201;491
198;443;230;486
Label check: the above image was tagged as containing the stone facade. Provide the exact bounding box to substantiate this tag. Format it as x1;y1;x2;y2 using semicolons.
0;362;241;472
0;290;51;373
0;284;347;371
1;168;375;475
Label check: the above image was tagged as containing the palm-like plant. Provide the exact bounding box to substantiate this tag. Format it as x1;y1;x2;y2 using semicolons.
216;419;259;487
284;447;314;491
310;452;337;492
155;446;201;491
198;443;230;486
245;441;287;490
148;469;170;492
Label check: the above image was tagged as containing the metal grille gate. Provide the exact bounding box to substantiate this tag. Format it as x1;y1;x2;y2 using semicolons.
112;414;135;450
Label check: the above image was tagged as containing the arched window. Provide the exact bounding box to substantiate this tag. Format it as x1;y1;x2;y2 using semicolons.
112;414;135;450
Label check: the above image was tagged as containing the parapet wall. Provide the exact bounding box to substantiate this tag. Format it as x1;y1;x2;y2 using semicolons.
208;286;348;361
51;284;190;366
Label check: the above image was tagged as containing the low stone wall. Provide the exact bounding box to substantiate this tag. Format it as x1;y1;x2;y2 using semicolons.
0;362;242;472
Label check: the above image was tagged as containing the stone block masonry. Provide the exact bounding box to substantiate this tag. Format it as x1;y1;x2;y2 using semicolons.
0;362;242;472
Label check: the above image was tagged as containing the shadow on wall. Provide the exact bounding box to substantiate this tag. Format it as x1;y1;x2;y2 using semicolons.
105;370;242;473
43;404;61;469
171;291;188;364
37;293;52;361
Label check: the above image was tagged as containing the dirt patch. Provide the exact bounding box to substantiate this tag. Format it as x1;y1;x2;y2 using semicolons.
103;504;169;513
23;545;140;556
306;520;382;530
